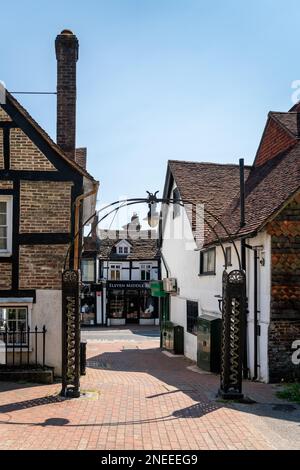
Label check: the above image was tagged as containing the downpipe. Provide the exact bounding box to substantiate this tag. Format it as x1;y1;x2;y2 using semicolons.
74;181;99;271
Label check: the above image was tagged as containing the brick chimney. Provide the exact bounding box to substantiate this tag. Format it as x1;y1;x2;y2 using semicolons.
55;29;79;159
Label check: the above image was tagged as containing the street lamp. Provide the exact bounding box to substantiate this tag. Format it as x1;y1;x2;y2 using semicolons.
145;191;160;228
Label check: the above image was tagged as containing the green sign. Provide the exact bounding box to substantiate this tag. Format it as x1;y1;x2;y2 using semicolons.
150;281;167;297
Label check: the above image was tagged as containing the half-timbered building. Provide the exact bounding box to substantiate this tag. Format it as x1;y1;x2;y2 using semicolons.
0;30;98;374
81;215;160;326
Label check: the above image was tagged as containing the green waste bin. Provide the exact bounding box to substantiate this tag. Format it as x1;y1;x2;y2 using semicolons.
161;323;184;355
197;315;222;373
173;325;184;355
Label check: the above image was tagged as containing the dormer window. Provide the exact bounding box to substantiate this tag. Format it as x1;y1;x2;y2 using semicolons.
115;240;131;255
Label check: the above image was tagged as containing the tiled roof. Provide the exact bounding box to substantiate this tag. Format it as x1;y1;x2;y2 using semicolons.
2;91;96;181
270;112;300;138
166;160;251;245
84;234;160;260
206;144;300;244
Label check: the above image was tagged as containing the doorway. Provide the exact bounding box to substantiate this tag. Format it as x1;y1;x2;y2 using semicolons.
125;290;139;323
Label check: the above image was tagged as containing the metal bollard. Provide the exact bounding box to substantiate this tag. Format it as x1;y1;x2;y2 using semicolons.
80;340;87;376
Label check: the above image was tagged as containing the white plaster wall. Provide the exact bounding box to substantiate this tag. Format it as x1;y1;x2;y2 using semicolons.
161;181;272;380
169;296;197;361
110;318;126;326
161;186;272;381
161;184;209;361
245;231;271;382
31;290;62;376
140;319;155;325
131;265;141;281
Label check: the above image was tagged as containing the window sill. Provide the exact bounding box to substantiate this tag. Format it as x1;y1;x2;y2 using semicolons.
198;272;216;276
0;251;12;258
0;347;32;352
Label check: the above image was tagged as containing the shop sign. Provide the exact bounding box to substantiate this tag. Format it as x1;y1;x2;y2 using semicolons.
150;280;167;297
107;281;151;289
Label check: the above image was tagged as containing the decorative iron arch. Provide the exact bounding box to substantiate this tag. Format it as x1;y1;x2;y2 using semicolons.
64;192;242;271
61;191;246;399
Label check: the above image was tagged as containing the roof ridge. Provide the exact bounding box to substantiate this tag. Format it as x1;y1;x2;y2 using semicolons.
270;111;299;115
168;159;251;168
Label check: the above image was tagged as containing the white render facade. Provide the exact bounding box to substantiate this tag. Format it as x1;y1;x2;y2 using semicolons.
161;181;272;382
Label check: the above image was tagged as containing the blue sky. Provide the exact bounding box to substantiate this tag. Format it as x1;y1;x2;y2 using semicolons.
2;0;300;226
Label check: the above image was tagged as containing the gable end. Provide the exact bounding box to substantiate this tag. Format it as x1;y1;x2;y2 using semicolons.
254;116;297;167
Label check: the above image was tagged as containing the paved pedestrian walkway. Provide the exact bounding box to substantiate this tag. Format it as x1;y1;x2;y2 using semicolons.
0;334;299;450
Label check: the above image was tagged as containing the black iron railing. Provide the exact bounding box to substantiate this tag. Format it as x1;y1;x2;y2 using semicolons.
0;325;47;369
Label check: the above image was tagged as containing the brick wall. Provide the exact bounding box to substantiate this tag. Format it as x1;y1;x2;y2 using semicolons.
0;181;13;190
55;30;78;160
0;107;12;121
10;128;57;171
0;264;12;289
75;147;87;169
0;128;4;169
19;181;73;233
268;320;300;381
19;244;69;290
255;118;296;167
267;192;300;381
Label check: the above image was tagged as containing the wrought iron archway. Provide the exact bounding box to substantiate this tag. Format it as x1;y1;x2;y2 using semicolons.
61;192;246;399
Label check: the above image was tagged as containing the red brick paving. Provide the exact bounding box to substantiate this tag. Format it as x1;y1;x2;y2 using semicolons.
0;339;283;450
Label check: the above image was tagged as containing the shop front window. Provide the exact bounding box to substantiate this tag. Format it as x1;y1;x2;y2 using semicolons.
109;289;124;318
80;293;96;325
140;290;158;319
125;290;139;322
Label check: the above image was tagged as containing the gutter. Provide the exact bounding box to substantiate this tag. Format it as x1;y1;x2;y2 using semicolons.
253;248;259;380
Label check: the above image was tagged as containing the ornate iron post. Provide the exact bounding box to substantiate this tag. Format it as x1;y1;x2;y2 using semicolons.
61;269;81;397
219;269;246;399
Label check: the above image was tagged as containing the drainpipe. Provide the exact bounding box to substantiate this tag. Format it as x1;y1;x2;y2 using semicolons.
239;158;248;379
74;182;99;271
239;158;246;270
253;248;259;380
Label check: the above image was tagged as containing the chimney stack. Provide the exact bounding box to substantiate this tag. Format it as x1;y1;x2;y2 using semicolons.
55;29;79;159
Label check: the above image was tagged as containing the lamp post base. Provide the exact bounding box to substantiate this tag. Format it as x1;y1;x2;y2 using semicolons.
60;387;80;398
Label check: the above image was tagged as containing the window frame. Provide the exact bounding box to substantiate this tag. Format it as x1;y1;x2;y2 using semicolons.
116;240;131;255
225;246;232;267
140;263;152;281
186;300;198;335
0;195;13;256
110;264;122;281
0;306;29;346
199;247;216;275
